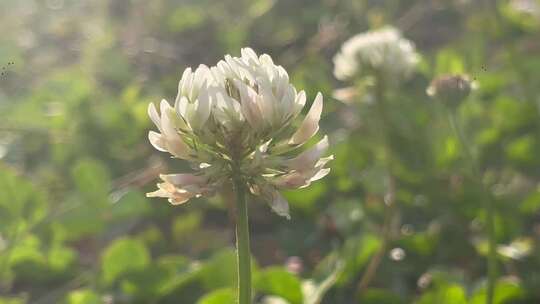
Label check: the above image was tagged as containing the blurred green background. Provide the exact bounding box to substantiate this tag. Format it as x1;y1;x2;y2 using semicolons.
1;0;540;303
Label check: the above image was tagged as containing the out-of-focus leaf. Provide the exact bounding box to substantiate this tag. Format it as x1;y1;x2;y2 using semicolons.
337;234;382;285
167;6;206;32
399;231;438;257
48;245;77;272
435;49;465;74
155;255;202;298
358;288;405;304
121;265;170;301
260;296;290;304
66;289;102;304
520;189;540;213
437;136;460;166
255;267;303;304
0;165;48;228
302;260;343;304
9;235;48;281
56;198;105;240
101;238;150;284
327;200;364;235
470;279;526;304
196;288;235;304
500;1;540;30
109;190;150;220
283;182;326;213
416;283;467;304
172;211;203;243
198;249;237;290
492;97;537;133
248;0;275;18
71;158;110;206
505;135;540;166
0;297;25;304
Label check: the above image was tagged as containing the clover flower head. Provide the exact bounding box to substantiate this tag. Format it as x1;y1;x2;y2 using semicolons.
333;26;419;82
510;0;540;17
146;48;332;218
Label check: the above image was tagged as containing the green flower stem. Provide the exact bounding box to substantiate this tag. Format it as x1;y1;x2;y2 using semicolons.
357;74;397;293
232;168;252;304
448;111;497;304
0;224;22;287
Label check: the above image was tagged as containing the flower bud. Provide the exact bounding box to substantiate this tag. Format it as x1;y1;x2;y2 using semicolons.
427;74;474;107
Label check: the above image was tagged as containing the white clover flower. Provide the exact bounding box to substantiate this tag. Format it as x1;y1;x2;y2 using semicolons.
510;0;540;17
333;26;419;82
146;48;332;218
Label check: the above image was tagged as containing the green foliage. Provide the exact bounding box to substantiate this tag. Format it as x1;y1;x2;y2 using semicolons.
255;267;303;304
0;298;25;304
101;238;150;284
66;289;102;304
1;0;540;303
198;249;239;290
359;289;405;304
0;165;48;230
470;280;526;304
196;288;236;304
337;234;382;286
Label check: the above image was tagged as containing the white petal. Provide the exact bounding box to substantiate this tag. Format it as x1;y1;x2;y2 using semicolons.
159;173;205;186
194;64;210;83
148;102;162;131
259;54;274;66
272;172;309;189
225;55;244;78
292;91;306;117
237;80;263;129
279;86;296;120
167;137;192;159
289;93;323;145
159;101;192;158
146;182;195;205
241;47;259;63
146;182;175;197
180;67;193;98
309;167;331;182
146;188;169;198
257;77;276;125
169;195;192;205
287;136;329;172
273;155;333;189
175;96;190;122
148;131;167;152
268;189;290;219
194;88;212;129
160;99;172;110
315;155;334;167
159;101;177;138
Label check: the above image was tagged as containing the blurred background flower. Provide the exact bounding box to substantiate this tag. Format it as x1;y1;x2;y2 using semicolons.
333;26;419;83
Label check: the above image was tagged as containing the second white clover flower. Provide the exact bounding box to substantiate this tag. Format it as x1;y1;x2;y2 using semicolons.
333;26;419;82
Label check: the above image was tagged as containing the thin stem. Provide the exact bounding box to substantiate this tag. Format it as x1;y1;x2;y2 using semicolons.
357;175;396;292
447;111;497;304
447;113;479;176
232;168;251;304
357;74;397;294
0;223;23;290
